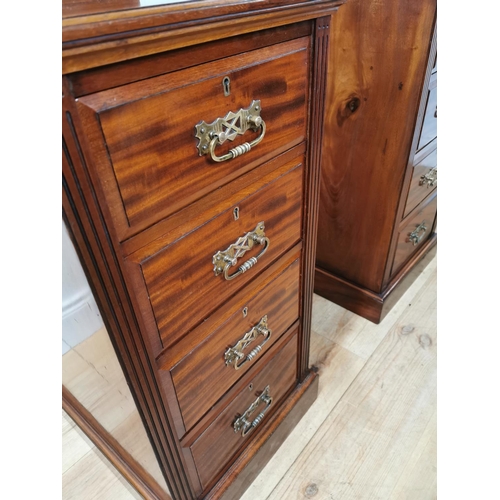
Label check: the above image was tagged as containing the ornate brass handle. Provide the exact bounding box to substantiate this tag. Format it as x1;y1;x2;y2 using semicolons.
233;386;273;437
224;316;272;370
213;222;270;281
419;167;437;188
408;222;427;246
195;100;266;163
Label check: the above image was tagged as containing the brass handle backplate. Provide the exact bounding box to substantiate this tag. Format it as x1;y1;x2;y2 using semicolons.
408;222;427;246
213;222;270;281
419;167;437;188
224;316;272;370
195;100;266;162
233;386;273;437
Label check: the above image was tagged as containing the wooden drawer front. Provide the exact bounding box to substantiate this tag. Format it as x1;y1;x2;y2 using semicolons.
77;37;310;237
190;330;298;489
392;193;437;275
417;76;437;151
404;148;437;218
171;258;300;431
141;163;303;350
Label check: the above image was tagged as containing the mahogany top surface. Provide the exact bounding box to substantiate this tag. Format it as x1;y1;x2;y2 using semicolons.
63;0;296;18
62;0;344;73
63;0;340;18
62;0;345;41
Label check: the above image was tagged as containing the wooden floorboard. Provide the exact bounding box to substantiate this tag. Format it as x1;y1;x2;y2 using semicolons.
263;266;437;500
62;410;143;500
62;327;170;495
62;257;437;499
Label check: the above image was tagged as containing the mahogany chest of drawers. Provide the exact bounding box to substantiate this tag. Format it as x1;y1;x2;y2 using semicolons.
314;0;437;323
62;1;345;498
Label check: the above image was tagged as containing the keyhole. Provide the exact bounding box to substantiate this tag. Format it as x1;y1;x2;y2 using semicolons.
242;307;248;317
223;76;231;97
233;207;239;220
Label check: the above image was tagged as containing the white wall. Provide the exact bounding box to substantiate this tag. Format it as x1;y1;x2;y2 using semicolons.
62;221;103;355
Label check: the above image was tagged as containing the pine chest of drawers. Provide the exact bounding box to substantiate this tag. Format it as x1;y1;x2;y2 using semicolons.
62;1;345;498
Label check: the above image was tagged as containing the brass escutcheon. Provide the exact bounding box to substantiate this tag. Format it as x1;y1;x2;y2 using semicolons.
233;386;273;437
194;100;266;162
212;222;270;281
408;221;427;246
419;167;437;188
224;316;272;370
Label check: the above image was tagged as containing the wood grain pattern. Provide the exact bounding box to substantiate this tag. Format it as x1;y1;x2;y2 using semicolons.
403;148;437;218
62;1;344;73
316;0;437;293
191;331;298;490
391;192;437;275
69;22;312;97
120;144;306;258
172;259;300;432
78;37;310;235
63;0;333;21
141;162;303;350
155;245;302;370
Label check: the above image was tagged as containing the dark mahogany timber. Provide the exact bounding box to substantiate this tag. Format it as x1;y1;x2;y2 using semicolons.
69;22;313;97
76;38;310;238
208;370;319;500
63;3;342;498
63;386;172;500
171;260;301;432
141;163;303;352
192;329;298;490
62;1;346;73
314;0;437;323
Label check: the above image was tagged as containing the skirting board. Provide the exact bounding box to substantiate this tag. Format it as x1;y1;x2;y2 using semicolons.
314;235;437;324
62;386;172;500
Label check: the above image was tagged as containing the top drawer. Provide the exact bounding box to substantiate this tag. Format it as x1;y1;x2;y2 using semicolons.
76;37;310;240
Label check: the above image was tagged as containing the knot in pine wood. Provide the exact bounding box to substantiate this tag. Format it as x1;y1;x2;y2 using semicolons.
305;483;319;497
336;95;362;126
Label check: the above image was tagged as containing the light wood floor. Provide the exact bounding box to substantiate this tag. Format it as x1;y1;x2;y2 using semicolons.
62;256;436;500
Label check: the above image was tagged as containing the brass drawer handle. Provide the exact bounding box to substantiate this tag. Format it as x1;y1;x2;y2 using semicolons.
419;167;437;187
195;100;266;163
408;222;427;246
213;222;270;281
233;386;273;437
224;316;272;370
